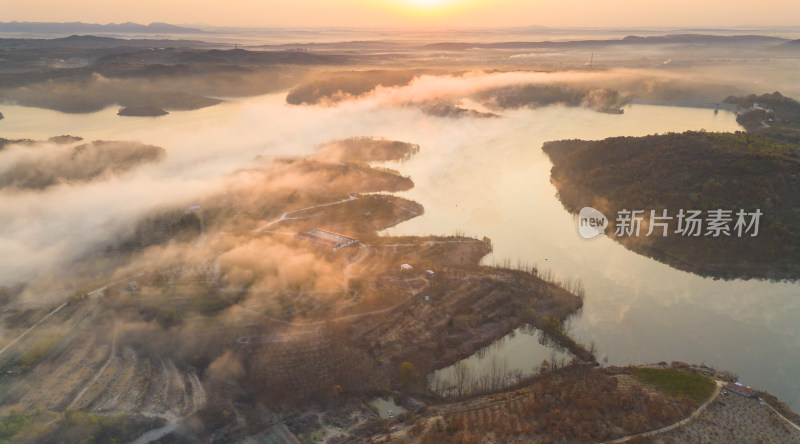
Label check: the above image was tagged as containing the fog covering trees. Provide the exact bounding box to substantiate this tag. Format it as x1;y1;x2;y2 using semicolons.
0;139;166;190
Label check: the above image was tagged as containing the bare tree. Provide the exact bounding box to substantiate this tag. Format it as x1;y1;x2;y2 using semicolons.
454;362;473;398
487;353;510;391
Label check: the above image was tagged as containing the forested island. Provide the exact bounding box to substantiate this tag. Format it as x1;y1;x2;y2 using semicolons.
543;92;800;280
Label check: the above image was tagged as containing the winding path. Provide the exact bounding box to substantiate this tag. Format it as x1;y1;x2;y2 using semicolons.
254;193;358;232
256;276;430;330
130;370;207;444
0;302;67;358
0;273;143;359
760;397;800;433
608;380;723;443
67;327;118;409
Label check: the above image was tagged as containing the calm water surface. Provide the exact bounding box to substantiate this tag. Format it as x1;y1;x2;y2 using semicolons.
2;95;797;408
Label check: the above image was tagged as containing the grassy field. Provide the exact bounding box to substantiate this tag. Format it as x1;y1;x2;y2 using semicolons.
634;368;716;403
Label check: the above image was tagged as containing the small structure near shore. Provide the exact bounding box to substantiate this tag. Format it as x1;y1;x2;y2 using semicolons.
726;381;756;398
295;228;358;251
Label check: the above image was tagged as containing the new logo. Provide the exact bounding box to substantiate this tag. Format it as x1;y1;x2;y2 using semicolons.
578;207;608;239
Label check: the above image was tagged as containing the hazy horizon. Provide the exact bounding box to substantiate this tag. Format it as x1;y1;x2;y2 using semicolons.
3;21;800;31
2;0;799;29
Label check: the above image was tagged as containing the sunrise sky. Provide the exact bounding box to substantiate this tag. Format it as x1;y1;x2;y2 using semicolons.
2;0;799;28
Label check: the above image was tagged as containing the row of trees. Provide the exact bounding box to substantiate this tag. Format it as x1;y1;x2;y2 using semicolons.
417;366;693;443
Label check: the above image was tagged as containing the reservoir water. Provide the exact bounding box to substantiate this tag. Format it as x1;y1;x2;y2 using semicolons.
429;326;574;397
2;92;798;408
377;103;800;409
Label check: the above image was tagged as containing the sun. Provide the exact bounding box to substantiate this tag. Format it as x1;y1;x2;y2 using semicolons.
388;0;462;11
378;0;485;23
403;0;451;6
387;0;465;18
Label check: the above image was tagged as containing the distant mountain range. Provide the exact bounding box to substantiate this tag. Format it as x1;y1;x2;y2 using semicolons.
0;21;205;34
0;34;216;49
422;34;789;51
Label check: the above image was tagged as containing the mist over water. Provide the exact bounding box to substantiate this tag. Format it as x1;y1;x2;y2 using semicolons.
1;71;799;410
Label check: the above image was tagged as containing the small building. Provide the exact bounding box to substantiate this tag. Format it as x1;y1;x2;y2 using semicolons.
295;228;358;251
426;270;435;278
726;381;755;398
400;264;413;272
